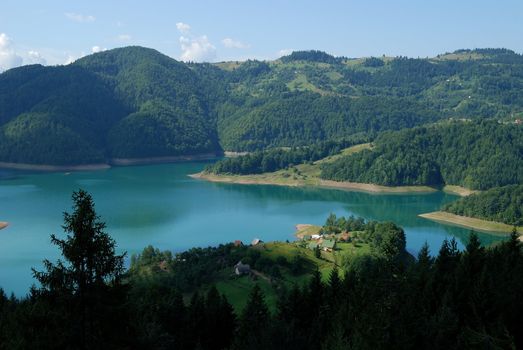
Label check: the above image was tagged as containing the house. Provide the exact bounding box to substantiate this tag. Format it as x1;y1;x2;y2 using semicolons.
322;239;336;252
308;241;319;250
158;260;170;272
233;240;243;247
311;234;322;240
251;238;262;246
339;232;350;242
234;261;251;275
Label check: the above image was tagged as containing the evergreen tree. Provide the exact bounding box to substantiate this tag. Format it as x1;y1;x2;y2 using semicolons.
32;189;127;349
234;284;270;350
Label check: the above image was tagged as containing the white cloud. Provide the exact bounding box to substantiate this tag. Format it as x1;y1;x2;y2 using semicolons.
117;34;132;41
91;46;106;53
222;38;250;49
278;48;293;57
27;50;46;65
64;55;77;65
176;22;191;35
64;51;86;65
176;23;216;62
179;35;216;62
65;12;96;23
0;33;23;72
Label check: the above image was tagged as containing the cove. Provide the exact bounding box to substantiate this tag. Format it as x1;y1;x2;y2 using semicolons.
0;161;506;296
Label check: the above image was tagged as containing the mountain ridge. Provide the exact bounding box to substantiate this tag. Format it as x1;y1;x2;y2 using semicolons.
1;46;522;166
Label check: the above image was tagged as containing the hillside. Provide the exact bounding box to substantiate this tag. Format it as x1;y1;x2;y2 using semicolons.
211;48;523;151
128;214;410;312
0;47;220;165
1;47;523;165
320;120;523;190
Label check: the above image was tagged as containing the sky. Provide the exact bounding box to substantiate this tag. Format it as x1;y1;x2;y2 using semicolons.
1;0;522;71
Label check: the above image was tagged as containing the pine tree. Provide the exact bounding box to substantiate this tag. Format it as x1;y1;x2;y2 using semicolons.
234;284;270;350
202;286;236;350
32;189;126;349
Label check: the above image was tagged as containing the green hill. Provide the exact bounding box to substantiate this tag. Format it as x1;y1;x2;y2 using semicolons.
0;47;220;165
1;47;523;165
320;120;523;190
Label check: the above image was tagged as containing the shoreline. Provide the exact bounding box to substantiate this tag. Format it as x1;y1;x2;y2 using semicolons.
0;162;111;172
294;224;321;239
0;222;8;230
190;172;437;195
110;153;219;166
419;211;523;234
0;153;220;172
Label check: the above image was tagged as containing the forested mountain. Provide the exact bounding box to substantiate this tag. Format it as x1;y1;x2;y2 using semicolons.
443;184;523;225
0;47;220;164
320;121;523;190
1;47;523;165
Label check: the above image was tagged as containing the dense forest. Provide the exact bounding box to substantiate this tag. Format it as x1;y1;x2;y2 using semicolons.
1;190;523;349
320;120;523;190
443;184;523;225
1;46;523;164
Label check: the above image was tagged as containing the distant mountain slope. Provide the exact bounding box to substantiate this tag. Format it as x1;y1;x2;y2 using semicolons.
1;47;523;165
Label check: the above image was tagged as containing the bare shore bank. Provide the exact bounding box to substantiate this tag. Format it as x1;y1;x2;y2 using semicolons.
0;162;110;172
419;211;523;234
0;153;220;172
190;172;437;195
110;153;218;166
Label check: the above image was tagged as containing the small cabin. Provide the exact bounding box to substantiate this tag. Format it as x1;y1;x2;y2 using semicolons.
308;241;319;250
234;261;251;275
322;239;336;252
251;238;263;246
233;240;244;247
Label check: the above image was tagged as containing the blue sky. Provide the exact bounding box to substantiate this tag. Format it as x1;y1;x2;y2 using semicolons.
1;0;522;70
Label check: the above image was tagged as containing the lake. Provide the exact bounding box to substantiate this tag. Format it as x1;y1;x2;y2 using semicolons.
0;161;506;295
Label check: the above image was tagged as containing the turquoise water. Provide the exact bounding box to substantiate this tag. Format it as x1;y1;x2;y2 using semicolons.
0;162;506;295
